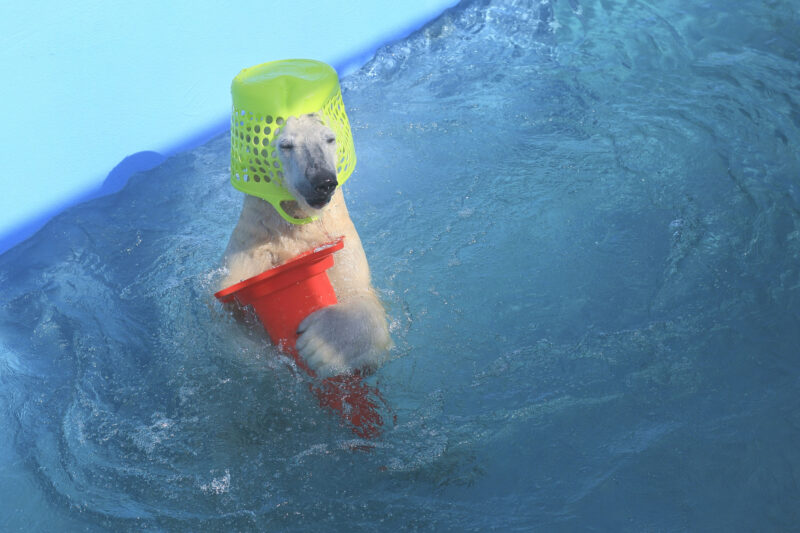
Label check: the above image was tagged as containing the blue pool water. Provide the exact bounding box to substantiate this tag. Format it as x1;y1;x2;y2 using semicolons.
2;0;800;530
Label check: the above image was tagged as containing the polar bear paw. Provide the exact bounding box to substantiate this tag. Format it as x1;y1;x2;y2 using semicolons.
296;298;391;378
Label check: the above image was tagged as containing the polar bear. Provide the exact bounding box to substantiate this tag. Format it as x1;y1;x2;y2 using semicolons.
220;113;391;378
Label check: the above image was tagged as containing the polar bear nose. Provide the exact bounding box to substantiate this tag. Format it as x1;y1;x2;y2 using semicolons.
312;170;338;195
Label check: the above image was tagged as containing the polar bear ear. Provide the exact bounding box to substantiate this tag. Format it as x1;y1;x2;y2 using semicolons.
309;112;331;127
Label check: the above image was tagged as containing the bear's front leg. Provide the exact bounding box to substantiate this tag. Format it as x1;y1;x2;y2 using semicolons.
295;295;391;378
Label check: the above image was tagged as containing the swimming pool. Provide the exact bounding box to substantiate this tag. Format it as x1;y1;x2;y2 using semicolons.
2;0;799;530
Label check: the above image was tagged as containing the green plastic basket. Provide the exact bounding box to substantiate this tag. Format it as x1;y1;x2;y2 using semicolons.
230;59;356;223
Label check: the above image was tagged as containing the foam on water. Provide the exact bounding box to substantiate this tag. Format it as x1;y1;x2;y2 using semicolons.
2;0;800;530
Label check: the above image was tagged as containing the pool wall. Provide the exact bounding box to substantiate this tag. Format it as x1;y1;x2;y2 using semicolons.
0;0;458;255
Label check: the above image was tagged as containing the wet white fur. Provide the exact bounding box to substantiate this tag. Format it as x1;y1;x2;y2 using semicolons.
220;114;391;377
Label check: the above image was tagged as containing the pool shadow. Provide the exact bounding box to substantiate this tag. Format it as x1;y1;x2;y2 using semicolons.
94;151;168;197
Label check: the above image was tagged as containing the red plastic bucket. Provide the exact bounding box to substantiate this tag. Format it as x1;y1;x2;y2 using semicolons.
215;237;389;438
215;238;344;369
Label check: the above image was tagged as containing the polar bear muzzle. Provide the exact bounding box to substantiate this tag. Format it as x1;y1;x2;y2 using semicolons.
307;168;338;207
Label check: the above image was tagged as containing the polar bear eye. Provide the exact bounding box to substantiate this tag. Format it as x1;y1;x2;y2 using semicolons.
279;139;294;150
325;135;336;145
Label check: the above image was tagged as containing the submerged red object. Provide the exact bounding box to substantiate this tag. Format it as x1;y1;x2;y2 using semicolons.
214;236;388;438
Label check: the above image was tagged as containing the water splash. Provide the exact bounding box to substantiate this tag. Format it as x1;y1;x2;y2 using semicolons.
2;0;800;530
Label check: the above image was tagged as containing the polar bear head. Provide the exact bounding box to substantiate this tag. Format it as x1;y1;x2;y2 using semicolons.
276;113;339;211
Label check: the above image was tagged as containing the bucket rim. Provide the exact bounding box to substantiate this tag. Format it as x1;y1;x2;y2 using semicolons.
215;236;344;302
